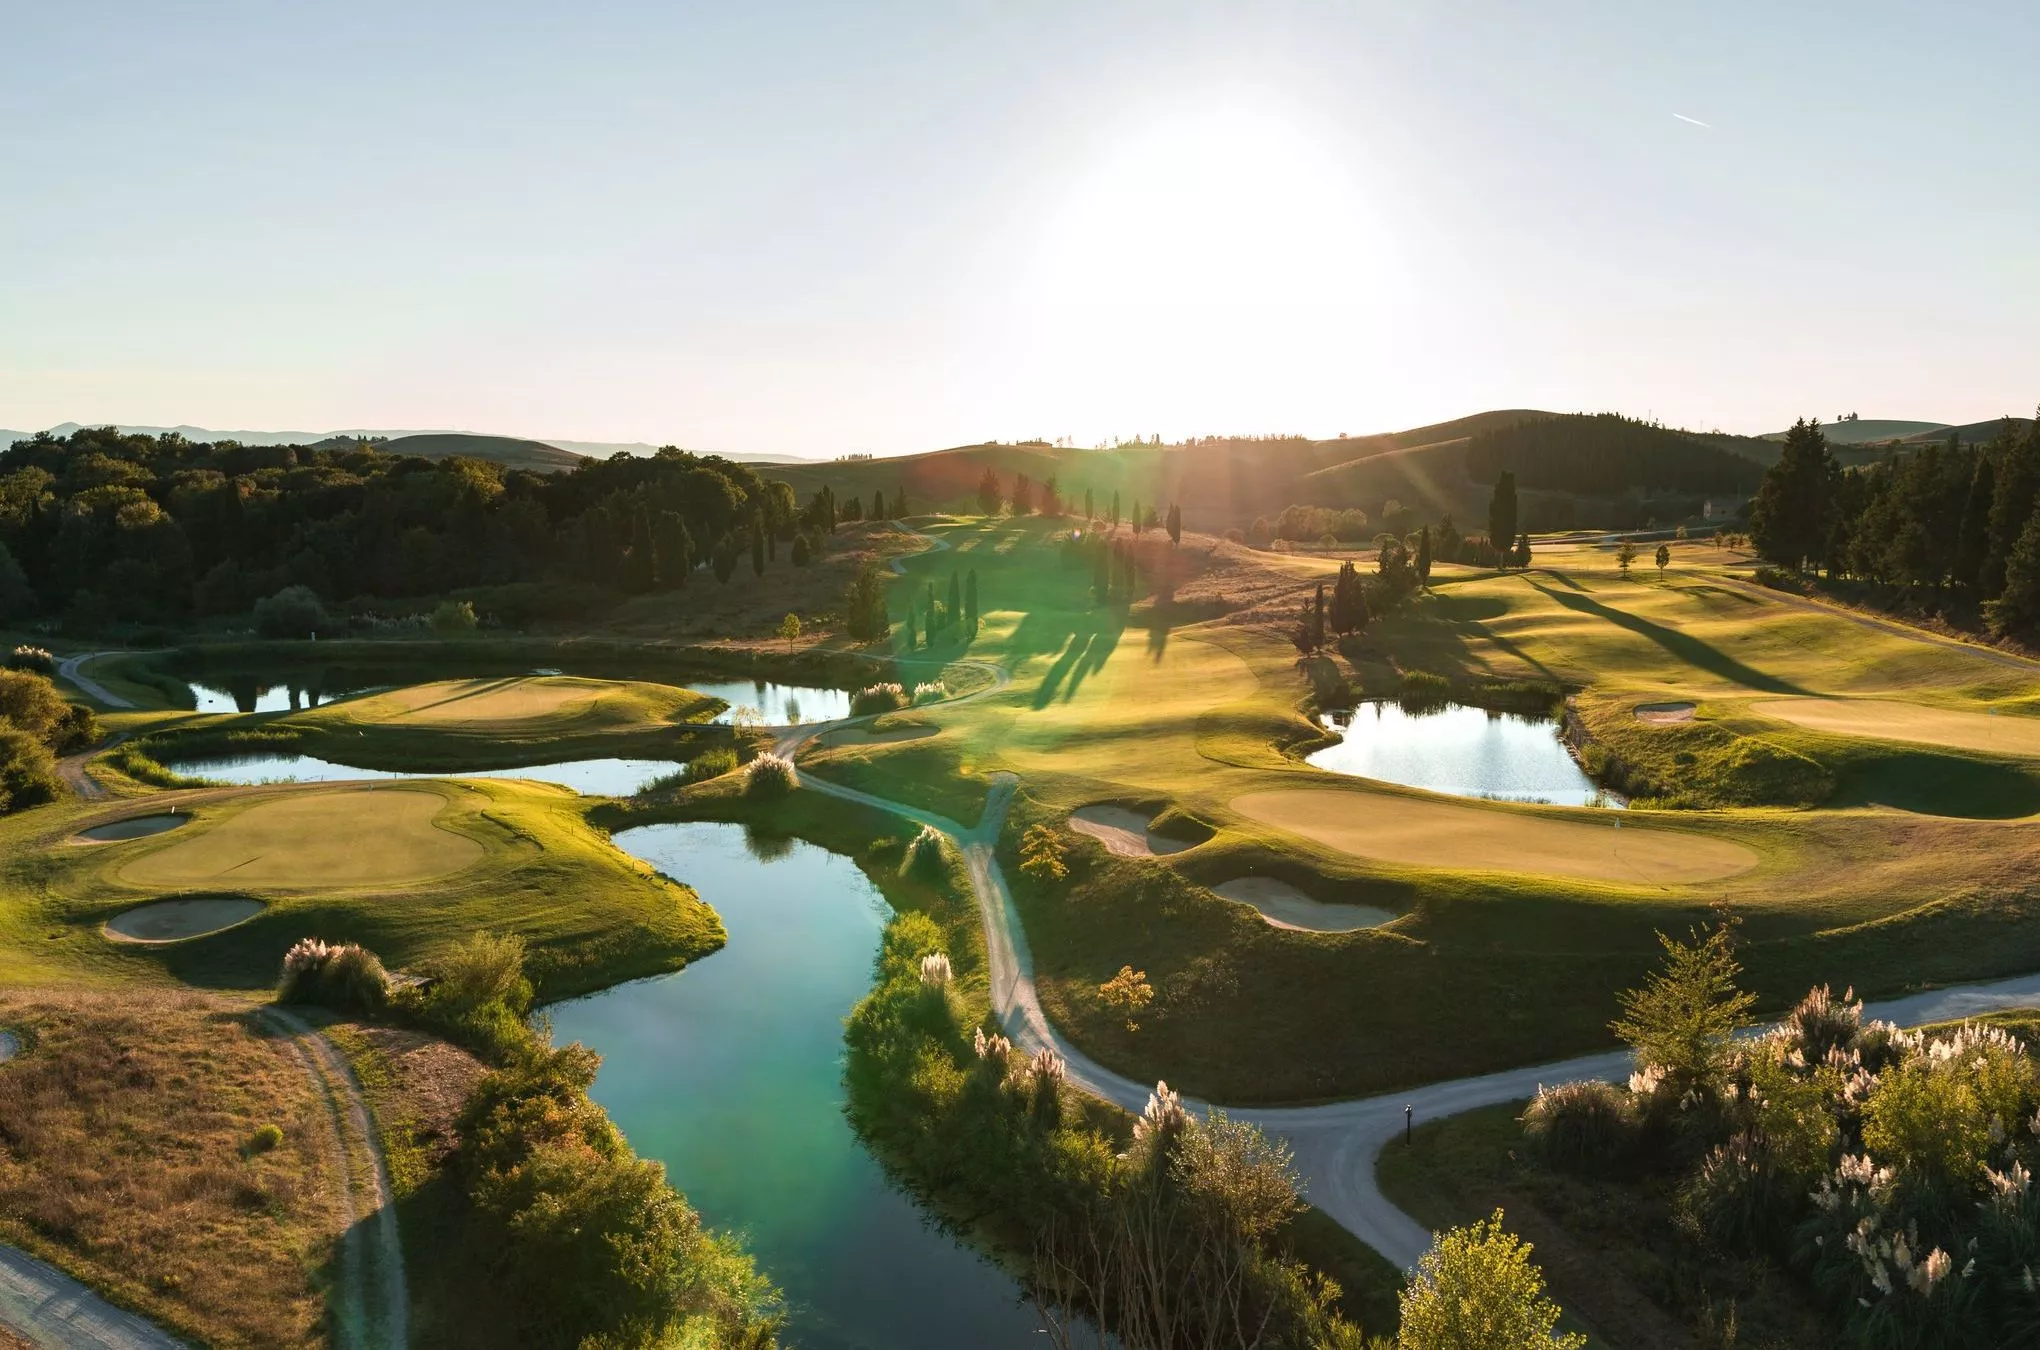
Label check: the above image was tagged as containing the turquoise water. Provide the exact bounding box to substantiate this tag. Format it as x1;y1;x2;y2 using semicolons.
692;679;852;726
553;822;1042;1350
1309;700;1618;808
165;753;681;796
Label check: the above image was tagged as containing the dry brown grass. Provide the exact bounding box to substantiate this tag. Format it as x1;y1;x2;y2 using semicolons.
0;987;337;1348
325;1022;486;1194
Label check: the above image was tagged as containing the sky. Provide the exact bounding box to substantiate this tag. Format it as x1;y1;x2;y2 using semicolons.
3;1;2036;456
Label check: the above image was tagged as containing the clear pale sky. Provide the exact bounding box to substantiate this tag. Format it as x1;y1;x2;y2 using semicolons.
5;1;2035;455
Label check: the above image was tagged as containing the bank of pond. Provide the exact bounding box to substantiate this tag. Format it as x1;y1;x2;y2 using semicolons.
1309;698;1621;808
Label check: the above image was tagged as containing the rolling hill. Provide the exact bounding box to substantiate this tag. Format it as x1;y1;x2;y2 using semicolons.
1766;418;1951;445
376;433;585;474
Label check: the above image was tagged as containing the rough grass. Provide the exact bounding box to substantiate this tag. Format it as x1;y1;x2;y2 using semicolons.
0;987;338;1348
0;778;725;1001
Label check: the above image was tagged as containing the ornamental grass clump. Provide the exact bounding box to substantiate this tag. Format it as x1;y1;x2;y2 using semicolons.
910;680;947;706
1023;1046;1068;1126
901;825;949;882
1522;1079;1637;1174
1127;1080;1190;1170
919;951;951;989
744;752;796;799
278;937;389;1013
6;646;53;675
849;682;908;716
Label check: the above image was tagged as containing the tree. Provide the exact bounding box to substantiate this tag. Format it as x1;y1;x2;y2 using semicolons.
778;613;801;643
749;514;765;577
1988;508;2040;637
653;512;692;588
1749;418;1840;573
253;585;327;639
1986;417;2040;599
1513;532;1532;569
1610;920;1756;1102
1615;538;1637;577
431;599;478;634
903;609;918;651
964;569;979;635
1291;584;1326;656
1329;560;1368;636
1098;966;1154;1031
1110;490;1121;527
1954;453;1996;593
1012;475;1034;515
843;566;891;642
1415;525;1432;585
1040;475;1063;517
976;467;1003;516
1654;543;1670;576
1485;473;1519;571
1084;487;1095;521
1165;504;1182;547
946;573;962;636
1397;1211;1585;1350
0;543;32;622
622;504;657;593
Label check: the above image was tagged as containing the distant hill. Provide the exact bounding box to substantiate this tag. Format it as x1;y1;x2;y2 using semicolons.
378;433;584;474
1766;419;1951;445
1899;417;2034;445
0;423;806;469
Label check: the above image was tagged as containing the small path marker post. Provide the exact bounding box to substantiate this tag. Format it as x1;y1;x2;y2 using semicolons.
1405;1104;1413;1145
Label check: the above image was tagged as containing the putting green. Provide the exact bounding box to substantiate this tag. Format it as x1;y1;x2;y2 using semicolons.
117;787;484;889
356;676;616;725
1751;697;2040;758
1230;789;1761;886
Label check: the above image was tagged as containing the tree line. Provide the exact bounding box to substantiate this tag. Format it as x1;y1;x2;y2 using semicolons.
0;427;863;628
1750;411;2040;636
1463;413;1767;498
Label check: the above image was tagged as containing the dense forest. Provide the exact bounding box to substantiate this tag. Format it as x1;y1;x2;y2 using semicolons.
1462;413;1768;496
0;427;838;629
1750;411;2040;636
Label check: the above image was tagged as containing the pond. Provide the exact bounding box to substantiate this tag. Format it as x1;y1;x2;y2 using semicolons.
553;822;1041;1349
691;679;852;726
165;753;682;796
189;681;369;714
1308;700;1619;808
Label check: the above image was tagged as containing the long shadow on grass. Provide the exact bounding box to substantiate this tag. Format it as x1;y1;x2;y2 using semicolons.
1528;581;1813;695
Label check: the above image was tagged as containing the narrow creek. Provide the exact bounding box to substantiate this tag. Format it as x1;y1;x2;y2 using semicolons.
550;822;1041;1349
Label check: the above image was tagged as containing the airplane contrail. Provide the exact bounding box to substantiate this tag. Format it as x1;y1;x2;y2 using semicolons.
1672;113;1713;128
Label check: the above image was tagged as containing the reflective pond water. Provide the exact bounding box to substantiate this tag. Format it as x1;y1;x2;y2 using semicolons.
1309;700;1618;808
553;822;1041;1350
190;682;369;714
691;679;852;726
166;753;681;796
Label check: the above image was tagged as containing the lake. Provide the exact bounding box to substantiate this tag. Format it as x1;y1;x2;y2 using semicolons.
552;822;1042;1349
165;753;681;796
1308;700;1618;808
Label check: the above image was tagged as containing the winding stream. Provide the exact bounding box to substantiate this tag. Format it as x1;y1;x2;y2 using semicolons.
552;822;1041;1349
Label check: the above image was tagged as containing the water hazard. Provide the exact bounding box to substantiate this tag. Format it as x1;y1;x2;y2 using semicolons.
552;823;1041;1349
1309;700;1618;808
165;754;681;796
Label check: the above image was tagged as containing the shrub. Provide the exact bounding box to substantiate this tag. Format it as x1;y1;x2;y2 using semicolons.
277;938;389;1013
416;932;534;1062
910;680;947;705
743;752;796;798
1522;1079;1636;1173
0;668;69;742
681;746;739;785
6;646;54;675
1782;984;1863;1067
1398;1211;1585;1350
1018;824;1067;882
252;585;328;639
850;682;908;716
1677;1131;1799;1255
0;724;60;815
248;1124;284;1154
901;825;949;882
429;599;478;634
777;613;802;642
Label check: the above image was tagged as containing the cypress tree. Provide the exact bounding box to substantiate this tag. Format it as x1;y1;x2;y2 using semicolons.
654;512;692;588
964;568;979;634
1487;473;1518;571
1166;503;1181;546
1312;582;1327;651
1750;419;1840;574
926;581;938;632
1111;490;1121;527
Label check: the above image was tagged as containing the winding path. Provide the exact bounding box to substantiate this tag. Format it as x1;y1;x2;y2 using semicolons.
785;524;2040;1271
55;654;134;710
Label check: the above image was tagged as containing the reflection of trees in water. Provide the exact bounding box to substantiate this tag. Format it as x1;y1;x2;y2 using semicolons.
742;823;795;863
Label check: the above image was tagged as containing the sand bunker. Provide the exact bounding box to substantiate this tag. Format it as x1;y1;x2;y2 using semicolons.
1230;789;1760;887
1212;878;1393;933
819;724;939;748
118;786;483;889
105;897;265;943
364;677;597;726
1069;806;1191;858
1634;701;1697;724
1752;698;2040;757
74;813;191;843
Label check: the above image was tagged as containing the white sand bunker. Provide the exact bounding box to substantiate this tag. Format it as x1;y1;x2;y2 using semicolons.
104;897;265;943
1069;806;1190;858
1635;701;1696;724
1213;878;1394;933
819;724;938;747
74;813;192;843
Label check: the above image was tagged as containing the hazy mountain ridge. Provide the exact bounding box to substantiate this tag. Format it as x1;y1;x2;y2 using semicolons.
0;423;807;465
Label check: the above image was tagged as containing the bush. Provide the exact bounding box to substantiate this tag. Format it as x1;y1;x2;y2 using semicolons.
1782;984;1862;1067
901;825;950;882
249;1124;284;1154
1522;1079;1636;1173
1018;824;1067;882
416;932;534;1062
1398;1211;1584;1350
0;669;69;743
850;682;908;716
430;599;479;635
744;752;796;799
6;646;54;675
277;938;389;1013
252;585;328;639
681;746;739;785
1677;1131;1800;1255
0;726;62;815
